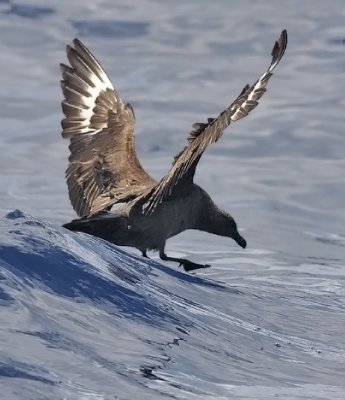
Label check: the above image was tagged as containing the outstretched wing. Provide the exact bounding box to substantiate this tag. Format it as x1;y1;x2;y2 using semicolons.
61;39;156;217
142;30;287;215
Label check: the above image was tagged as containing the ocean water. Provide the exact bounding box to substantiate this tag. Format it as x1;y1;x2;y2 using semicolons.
0;1;345;399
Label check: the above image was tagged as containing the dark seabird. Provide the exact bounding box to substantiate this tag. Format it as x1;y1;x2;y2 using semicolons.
61;30;287;271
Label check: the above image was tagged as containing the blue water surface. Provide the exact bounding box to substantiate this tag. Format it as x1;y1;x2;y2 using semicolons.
0;1;345;399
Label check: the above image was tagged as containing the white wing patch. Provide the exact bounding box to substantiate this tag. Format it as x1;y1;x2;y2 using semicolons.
61;39;118;138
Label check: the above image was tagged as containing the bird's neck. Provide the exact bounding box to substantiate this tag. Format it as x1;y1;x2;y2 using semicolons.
194;202;230;238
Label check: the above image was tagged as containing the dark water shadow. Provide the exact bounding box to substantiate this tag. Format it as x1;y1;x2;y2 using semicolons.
150;260;242;294
0;361;54;384
72;20;149;39
4;4;54;19
0;241;184;327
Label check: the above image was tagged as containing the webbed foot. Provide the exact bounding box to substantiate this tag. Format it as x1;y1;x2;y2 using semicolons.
159;249;210;272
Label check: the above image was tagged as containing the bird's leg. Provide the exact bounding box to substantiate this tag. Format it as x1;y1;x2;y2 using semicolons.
141;250;149;258
159;249;210;272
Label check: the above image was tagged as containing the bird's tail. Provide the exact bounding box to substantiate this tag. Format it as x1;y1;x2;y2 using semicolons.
63;211;129;244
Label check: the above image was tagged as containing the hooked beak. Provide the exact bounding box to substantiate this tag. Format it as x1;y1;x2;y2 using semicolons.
233;232;247;249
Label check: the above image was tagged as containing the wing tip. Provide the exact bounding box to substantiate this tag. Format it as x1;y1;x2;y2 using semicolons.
270;29;288;70
279;29;288;53
72;38;91;57
72;38;82;47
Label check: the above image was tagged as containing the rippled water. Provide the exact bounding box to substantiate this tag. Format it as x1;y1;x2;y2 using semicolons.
0;1;344;399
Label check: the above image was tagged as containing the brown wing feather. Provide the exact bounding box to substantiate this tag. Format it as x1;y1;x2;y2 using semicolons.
61;39;156;217
142;30;287;215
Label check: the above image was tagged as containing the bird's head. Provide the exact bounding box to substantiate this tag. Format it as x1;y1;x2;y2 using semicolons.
225;214;247;249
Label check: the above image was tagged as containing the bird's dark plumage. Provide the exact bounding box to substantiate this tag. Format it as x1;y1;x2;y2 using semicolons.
61;30;287;271
60;38;156;217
